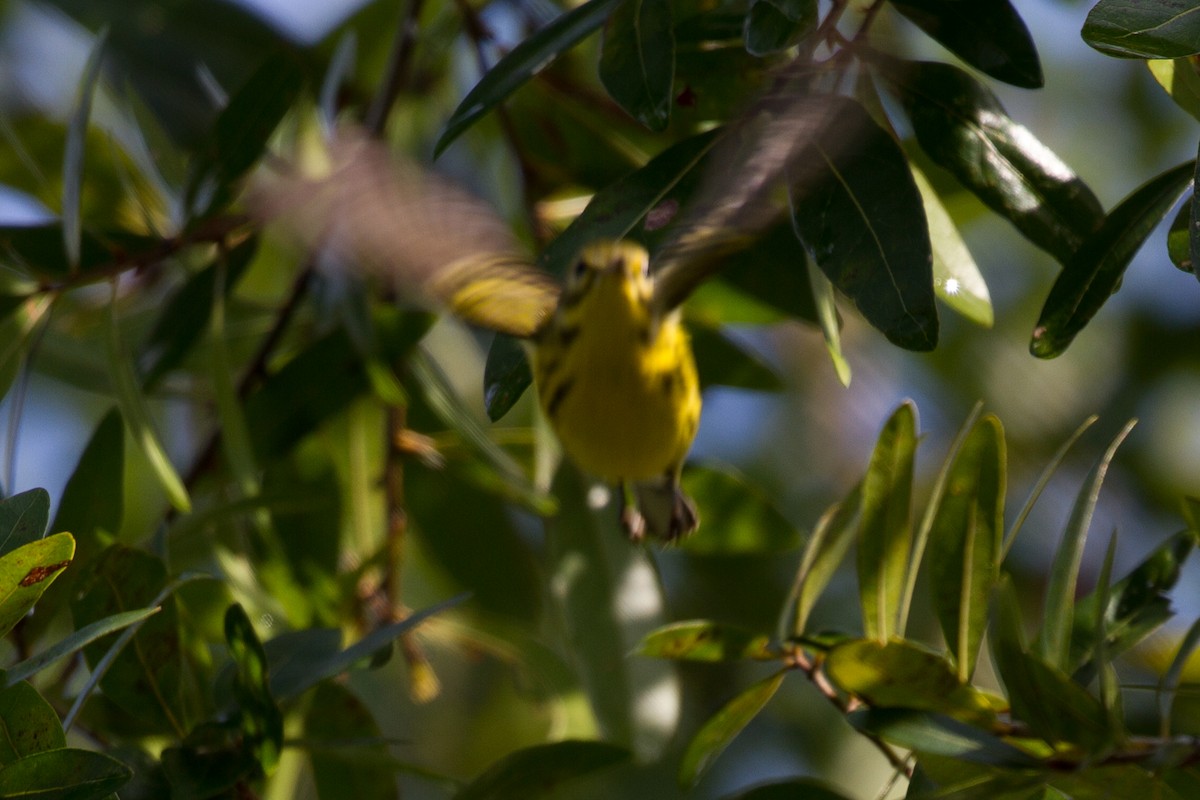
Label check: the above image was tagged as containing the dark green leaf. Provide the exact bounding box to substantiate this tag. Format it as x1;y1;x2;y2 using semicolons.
1084;0;1200;59
724;778;854;800
1032;162;1194;358
791;482;861;635
744;0;817;57
824;639;995;726
0;489;50;558
599;0;674;130
185;52;306;217
0;747;131;800
791;98;938;350
160;720;256;799
62;28;108;271
224;604;282;778
927;414;1005;681
141;237;257;388
1192;146;1200;285
679;464;802;553
637;620;776;661
1070;528;1198;680
1037;420;1135;667
482;334;533;421
1167;196;1193;272
1148;58;1200;123
891;0;1042;88
0;224;160;281
891;60;1104;265
0;682;65;765
435;0;624;155
5;607;160;687
848;708;1037;766
304;683;398;800
0;532;74;639
856;402;917;641
71;545;185;735
678;670;787;788
454;740;629;800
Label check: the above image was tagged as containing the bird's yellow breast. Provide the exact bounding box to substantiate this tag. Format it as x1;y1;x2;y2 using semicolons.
532;241;701;482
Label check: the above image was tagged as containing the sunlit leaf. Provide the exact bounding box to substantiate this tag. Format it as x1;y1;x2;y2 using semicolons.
0;532;74;639
806;258;851;385
455;740;629;800
891;60;1104;265
890;0;1041;88
637;620;776;661
1084;0;1200;59
678;670;787;788
1037;420;1135;668
436;0;623;155
1148;58;1200;123
1032;161;1194;358
857;402;917;641
599;0;674;130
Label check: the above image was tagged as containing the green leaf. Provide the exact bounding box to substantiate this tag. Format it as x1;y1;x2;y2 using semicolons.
636;620;776;661
856;402;917;641
1084;0;1200;59
482;334;533;422
1160;616;1200;738
224;604;282;777
678;670;787;788
0;489;50;558
599;0;674;130
1037;420;1135;668
0;747;131;800
0;224;160;282
1167;196;1194;273
0;532;74;639
927;414;1005;681
70;546;186;735
824;639;995;726
790;482;861;636
1148;58;1200;123
891;60;1104;265
806;258;851;385
304;682;398;800
743;0;817;57
185;52;306;217
435;0;623;155
1070;528;1198;680
0;682;65;765
724;778;854;800
106;292;191;513
62;28;108;271
911;162;993;327
890;0;1042;88
679;464;802;554
689;321;783;392
848;708;1037;767
1031;161;1194;358
0;295;52;407
790;97;938;351
5;607;160;687
455;740;629;800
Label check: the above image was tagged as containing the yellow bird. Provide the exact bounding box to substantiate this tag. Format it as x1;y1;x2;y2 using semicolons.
254;95;829;540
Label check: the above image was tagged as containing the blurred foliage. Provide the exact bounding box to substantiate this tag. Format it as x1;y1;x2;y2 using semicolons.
0;0;1198;798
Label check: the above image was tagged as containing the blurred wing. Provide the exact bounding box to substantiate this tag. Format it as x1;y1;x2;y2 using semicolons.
251;129;559;339
651;90;833;313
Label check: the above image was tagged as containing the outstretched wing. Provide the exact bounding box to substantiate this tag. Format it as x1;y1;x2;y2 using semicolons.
650;87;834;314
251;129;560;339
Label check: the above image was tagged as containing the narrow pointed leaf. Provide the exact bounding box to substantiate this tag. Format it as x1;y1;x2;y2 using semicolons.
637;620;776;661
225;604;283;777
5;607;160;686
62;28;108;271
825;639;995;726
848;708;1037;766
856;402;917;641
1167;197;1194;273
0;747;131;799
927;414;1005;681
1032;161;1194;358
455;741;629;800
791;98;938;350
1037;420;1136;668
891;60;1104;265
1084;1;1200;59
0;682;64;764
807;258;851;385
1160;616;1200;737
891;0;1042;88
0;489;50;558
790;481;861;636
599;0;674;130
435;0;623;155
0;532;74;639
678;670;787;788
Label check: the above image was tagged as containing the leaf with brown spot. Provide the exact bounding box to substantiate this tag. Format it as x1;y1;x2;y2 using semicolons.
0;532;75;638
